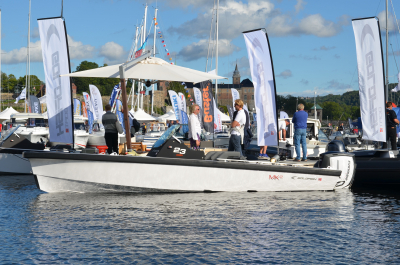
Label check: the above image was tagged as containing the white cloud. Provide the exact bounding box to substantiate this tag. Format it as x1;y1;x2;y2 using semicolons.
377;11;396;32
178;39;239;61
31;27;39;39
2;40;42;64
313;45;335;51
277;69;292;79
67;35;96;59
2;35;95;65
99;41;128;65
295;0;306;13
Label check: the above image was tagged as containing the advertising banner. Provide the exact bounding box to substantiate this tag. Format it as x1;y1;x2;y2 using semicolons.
82;101;87;118
89;84;104;121
83;92;94;134
231;88;240;107
73;98;81;116
116;99;125;134
213;99;222;132
178;92;186;114
29;96;42;114
352;17;386;141
168;90;182;122
244;29;278;146
200;80;214;133
193;87;202;108
14;88;26;103
38;17;73;144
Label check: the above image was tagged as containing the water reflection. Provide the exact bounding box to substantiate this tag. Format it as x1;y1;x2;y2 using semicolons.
1;182;400;263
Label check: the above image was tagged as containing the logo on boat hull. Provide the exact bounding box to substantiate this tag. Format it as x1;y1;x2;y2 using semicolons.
269;175;283;180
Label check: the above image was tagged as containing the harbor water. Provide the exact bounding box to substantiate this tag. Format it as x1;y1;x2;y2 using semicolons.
1;175;400;264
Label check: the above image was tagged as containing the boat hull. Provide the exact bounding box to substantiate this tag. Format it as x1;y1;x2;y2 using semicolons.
0;153;32;175
24;152;344;193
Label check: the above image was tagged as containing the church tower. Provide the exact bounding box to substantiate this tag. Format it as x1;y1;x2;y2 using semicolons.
232;63;241;85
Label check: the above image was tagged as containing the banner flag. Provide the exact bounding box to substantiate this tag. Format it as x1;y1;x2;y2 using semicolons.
82;101;87;118
73;98;81;116
200;80;214;133
116;99;125;134
181;110;189;133
83;92;94;134
213;99;222;132
38;18;73;144
39;95;46;104
244;29;278;146
109;84;120;106
193;87;202;108
178;92;186;114
168;90;182;121
348;118;354;129
243;104;249;113
89;84;103;121
352;17;386;141
15;88;26;103
391;72;400;92
231;88;240;107
29;96;42;114
227;105;234;122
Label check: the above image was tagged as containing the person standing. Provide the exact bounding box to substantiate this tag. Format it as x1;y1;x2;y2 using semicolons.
292;103;308;161
188;104;202;149
229;99;246;157
383;101;399;150
102;104;119;154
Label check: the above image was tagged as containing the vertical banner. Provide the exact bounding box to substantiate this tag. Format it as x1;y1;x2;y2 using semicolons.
227;105;234;122
193;87;202;108
73;98;81;116
200;80;214;133
89;84;104;121
181;110;189;133
14;88;26;103
244;29;278;146
352;17;386;141
83;92;94;134
116;99;125;134
109;84;120;106
38;17;73;144
82;101;87;118
213;99;222;132
178;92;186;114
29;96;42;114
231;88;240;107
280;111;289;119
168;90;182;122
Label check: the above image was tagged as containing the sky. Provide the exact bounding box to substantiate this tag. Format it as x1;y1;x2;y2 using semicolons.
1;0;400;97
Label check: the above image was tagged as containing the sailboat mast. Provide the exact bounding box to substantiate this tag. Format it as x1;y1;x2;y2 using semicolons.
0;10;2;112
141;4;147;110
25;0;31;112
151;8;158;114
386;0;389;101
215;0;219;105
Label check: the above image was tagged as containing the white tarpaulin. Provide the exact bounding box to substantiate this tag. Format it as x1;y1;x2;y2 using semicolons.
89;84;104;121
38;18;73;144
129;108;156;122
193;87;202;108
219;111;231;122
168;90;182;121
353;18;386;142
0;107;18;123
244;29;278;146
231;88;240;107
61;57;227;84
157;110;177;121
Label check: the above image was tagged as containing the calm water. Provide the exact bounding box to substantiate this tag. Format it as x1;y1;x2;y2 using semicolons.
1;176;400;264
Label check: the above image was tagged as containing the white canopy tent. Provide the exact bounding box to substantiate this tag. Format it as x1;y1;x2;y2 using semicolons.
61;57;227;84
130;108;156;122
157;110;177;122
0;107;19;123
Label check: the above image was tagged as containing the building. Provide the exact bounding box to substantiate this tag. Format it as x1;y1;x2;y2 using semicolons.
309;104;323;121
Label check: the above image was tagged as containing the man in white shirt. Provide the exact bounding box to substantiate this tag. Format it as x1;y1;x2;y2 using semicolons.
229;99;246;157
279;119;290;141
188;104;202;149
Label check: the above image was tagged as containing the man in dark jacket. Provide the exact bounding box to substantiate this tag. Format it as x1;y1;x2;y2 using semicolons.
102;104;119;154
383;101;399;150
292;103;308;161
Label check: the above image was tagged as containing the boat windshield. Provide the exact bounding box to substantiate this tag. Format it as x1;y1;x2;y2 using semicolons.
0;125;21;143
152;125;186;149
317;129;330;143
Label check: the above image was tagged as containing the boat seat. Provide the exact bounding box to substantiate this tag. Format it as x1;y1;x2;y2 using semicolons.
204;151;241;160
130;142;146;152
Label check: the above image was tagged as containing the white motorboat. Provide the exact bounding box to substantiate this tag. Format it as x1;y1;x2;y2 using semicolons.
72;116;89;149
24;125;356;193
8;113;49;144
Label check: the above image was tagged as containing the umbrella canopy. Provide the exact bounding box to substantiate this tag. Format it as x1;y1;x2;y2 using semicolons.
130;108;156;122
0;107;19;123
61;57;227;83
219;111;231;122
157;110;177;121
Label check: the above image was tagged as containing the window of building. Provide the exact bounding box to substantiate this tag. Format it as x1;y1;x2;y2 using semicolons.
244;95;247;100
252;95;254;100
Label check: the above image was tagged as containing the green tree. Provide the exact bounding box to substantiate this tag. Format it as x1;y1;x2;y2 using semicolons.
17;75;42;88
7;74;18;93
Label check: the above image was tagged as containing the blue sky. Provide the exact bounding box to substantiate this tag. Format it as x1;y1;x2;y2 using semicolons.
1;0;400;96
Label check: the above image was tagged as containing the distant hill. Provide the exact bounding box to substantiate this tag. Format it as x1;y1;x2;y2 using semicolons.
302;91;360;107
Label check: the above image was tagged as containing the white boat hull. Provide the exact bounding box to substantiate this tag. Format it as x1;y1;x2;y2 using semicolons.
0;153;32;175
25;152;351;193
